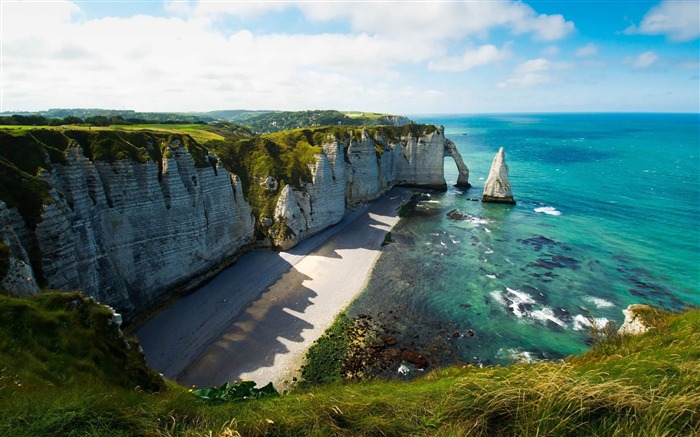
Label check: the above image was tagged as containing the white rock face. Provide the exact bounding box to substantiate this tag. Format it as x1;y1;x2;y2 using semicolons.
0;140;254;319
482;147;515;204
618;304;650;335
271;126;466;248
1;126;470;318
445;139;470;188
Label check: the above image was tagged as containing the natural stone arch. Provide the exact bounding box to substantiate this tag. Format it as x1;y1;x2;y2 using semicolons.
444;138;471;188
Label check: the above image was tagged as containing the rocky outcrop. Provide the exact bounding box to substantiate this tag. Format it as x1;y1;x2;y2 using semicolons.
482;147;515;204
445;139;470;188
618;304;651;335
1;140;254;320
270;126;469;248
0;201;40;295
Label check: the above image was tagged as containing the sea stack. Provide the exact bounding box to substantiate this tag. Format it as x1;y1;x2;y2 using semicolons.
482;147;515;204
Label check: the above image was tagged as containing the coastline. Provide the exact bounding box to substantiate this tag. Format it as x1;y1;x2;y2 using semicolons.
135;187;415;389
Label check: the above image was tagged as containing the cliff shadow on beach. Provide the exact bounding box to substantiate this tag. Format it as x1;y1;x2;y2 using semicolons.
176;267;317;388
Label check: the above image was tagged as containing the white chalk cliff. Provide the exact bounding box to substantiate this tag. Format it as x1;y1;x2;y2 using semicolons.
1;139;254;320
270;126;470;248
1;125;469;318
482;147;515;204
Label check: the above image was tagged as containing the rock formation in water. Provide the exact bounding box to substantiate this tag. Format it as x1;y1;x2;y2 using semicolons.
482;147;515;204
445;139;470;188
0;124;469;318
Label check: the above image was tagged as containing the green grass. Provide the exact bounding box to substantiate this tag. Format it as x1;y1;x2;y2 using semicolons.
0;294;697;436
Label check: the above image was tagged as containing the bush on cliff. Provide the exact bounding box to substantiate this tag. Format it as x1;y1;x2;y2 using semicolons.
0;295;697;436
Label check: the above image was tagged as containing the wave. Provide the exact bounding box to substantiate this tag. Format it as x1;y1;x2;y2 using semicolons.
582;296;615;309
534;206;562;216
496;348;540;363
530;307;567;327
572;314;610;331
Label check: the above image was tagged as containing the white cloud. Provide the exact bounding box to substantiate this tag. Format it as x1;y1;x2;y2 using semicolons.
0;1;447;112
498;58;553;88
575;44;598;57
626;51;659;68
497;58;574;89
428;44;511;72
625;1;700;42
175;1;574;43
542;45;560;57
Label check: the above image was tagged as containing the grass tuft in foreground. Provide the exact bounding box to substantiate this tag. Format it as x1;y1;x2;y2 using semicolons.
1;291;698;436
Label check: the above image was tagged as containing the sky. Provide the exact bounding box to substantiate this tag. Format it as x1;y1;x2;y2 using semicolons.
1;0;699;114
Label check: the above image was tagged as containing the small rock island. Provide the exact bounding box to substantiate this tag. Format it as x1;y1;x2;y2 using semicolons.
482;147;516;204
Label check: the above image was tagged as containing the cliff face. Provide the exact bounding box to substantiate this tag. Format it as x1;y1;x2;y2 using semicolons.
1;139;254;320
0;124;468;318
271;126;467;248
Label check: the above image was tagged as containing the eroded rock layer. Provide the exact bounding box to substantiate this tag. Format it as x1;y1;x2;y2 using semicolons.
1;124;469;318
270;126;469;248
1;140;254;320
482;147;515;204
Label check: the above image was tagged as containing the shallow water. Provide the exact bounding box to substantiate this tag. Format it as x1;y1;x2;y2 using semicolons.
348;113;700;368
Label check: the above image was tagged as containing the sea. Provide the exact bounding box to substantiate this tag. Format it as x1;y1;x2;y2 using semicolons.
347;113;700;370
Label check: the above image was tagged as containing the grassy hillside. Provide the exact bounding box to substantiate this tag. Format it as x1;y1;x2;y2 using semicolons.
0;291;697;436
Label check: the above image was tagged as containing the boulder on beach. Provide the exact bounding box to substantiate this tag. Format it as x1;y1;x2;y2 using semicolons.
482;147;516;204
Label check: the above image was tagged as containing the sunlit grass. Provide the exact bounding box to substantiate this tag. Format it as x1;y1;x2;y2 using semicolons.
1;292;697;436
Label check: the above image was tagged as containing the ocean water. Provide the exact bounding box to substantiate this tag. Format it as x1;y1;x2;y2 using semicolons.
348;113;700;369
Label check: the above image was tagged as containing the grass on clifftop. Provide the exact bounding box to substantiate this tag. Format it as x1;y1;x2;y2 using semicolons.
0;291;698;436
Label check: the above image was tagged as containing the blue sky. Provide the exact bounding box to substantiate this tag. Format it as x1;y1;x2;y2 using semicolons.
2;0;698;114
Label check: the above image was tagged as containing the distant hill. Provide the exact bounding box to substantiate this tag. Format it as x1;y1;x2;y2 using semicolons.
0;109;411;133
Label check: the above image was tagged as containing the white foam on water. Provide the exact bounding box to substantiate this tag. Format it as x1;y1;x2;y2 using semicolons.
534;206;562;216
484;248;494;254
471;217;491;224
484;228;491;233
530;307;567;327
505;287;535;318
497;348;539;363
572;315;610;331
490;290;506;306
583;296;615;309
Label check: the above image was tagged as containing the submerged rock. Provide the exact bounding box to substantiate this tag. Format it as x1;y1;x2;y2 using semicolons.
482;147;516;204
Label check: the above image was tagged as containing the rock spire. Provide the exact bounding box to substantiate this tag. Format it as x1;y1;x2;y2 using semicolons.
482;147;515;204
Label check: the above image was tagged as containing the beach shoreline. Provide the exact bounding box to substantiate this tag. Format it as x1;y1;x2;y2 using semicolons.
135;187;415;389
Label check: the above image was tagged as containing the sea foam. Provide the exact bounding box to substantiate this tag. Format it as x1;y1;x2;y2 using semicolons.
534;206;562;216
583;296;615;309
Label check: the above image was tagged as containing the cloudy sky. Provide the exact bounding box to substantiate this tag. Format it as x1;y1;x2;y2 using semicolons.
2;0;699;114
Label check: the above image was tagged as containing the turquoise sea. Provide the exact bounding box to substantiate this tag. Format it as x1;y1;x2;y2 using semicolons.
348;113;700;370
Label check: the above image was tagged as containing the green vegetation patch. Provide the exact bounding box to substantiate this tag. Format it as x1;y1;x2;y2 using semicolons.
300;313;353;386
0;291;164;392
0;305;698;436
240;110;413;134
192;380;278;404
